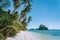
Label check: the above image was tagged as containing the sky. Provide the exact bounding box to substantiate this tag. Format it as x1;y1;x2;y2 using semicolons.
2;0;60;29
27;0;60;29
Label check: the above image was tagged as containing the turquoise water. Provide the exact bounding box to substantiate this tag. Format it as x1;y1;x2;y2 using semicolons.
29;30;60;36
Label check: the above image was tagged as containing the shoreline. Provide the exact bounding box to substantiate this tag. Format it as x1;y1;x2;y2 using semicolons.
6;31;60;40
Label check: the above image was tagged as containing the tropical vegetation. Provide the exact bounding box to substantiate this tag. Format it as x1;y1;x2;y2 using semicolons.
0;0;32;40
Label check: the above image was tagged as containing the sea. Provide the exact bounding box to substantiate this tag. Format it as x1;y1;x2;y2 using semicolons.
29;30;60;40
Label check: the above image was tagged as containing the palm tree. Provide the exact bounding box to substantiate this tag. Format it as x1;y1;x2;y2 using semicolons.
19;1;31;30
28;16;32;23
12;0;20;14
0;0;32;39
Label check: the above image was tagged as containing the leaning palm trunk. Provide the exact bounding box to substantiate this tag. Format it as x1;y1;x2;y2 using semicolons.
11;8;17;14
19;16;22;22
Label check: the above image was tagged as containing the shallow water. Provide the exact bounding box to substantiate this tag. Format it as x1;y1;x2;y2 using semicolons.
29;30;60;40
29;30;60;36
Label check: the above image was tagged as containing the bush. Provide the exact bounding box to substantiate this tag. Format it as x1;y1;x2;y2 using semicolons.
1;26;17;38
0;10;20;39
0;34;4;40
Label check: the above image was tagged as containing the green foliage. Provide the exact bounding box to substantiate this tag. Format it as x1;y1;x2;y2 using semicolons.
10;12;18;20
1;26;17;37
13;0;20;8
38;24;48;30
0;9;20;39
0;34;4;40
0;12;12;29
28;16;32;23
12;21;21;30
0;0;32;40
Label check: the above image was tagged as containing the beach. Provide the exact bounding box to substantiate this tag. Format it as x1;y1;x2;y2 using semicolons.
6;31;60;40
6;31;36;40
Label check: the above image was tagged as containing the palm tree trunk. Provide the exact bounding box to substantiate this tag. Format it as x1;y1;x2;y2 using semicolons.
11;8;16;14
19;16;22;22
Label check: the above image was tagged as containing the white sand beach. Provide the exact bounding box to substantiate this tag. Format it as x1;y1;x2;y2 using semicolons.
6;31;60;40
6;31;36;40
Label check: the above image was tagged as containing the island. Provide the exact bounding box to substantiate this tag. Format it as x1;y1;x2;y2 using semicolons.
29;24;48;30
38;24;48;30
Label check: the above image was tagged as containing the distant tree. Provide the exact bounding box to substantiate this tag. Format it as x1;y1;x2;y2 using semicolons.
38;24;48;30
